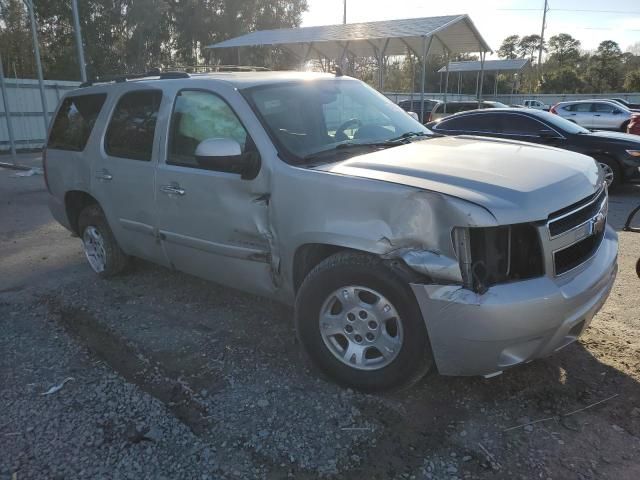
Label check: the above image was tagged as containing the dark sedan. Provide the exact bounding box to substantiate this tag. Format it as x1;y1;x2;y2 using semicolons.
427;108;640;189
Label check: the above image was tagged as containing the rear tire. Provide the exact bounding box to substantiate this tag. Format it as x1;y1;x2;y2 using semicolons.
78;204;129;277
295;251;433;392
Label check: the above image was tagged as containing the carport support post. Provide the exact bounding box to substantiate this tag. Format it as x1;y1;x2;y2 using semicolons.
25;0;49;134
420;36;433;123
443;52;450;111
0;54;17;158
378;39;390;91
477;50;486;105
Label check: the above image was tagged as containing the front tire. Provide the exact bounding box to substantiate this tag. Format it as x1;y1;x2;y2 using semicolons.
295;252;433;392
594;155;622;190
78;204;129;277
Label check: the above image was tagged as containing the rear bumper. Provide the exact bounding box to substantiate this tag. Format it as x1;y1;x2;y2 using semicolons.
410;225;618;376
48;194;72;232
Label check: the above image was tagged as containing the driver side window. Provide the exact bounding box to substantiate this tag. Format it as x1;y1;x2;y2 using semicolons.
168;90;249;169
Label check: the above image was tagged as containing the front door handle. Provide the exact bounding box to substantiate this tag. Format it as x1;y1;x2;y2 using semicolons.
160;184;186;196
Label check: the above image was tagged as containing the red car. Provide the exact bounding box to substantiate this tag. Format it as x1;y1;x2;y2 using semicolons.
629;114;640;136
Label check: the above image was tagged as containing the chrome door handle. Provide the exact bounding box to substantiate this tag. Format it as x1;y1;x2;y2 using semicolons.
160;185;185;196
95;172;113;181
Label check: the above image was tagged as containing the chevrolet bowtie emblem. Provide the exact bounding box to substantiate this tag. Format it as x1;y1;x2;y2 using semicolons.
591;212;606;236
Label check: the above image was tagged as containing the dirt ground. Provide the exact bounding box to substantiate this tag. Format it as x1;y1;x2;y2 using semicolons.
1;156;640;479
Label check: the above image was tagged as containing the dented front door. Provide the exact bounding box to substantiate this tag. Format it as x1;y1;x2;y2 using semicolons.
155;88;276;297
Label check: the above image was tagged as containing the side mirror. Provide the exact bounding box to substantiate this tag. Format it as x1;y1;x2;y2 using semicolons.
195;138;260;180
407;111;420;122
612;110;621;115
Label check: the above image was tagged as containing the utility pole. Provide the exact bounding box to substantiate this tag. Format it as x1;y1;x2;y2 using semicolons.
538;0;549;67
24;0;49;134
343;0;347;24
71;0;87;83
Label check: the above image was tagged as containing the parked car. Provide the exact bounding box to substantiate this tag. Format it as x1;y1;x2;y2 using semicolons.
611;98;640;110
398;99;438;119
429;100;508;122
550;99;633;132
45;71;617;391
523;99;549;111
427;108;640;189
628;113;640;136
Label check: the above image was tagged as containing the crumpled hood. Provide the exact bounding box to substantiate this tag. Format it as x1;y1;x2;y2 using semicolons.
317;135;602;224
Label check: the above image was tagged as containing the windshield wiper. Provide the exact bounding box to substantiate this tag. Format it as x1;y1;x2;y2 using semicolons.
386;131;432;142
302;140;404;162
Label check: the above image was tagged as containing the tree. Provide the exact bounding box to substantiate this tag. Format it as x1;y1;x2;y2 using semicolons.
497;35;520;59
586;40;624;91
624;70;640;91
518;34;545;63
547;34;581;67
0;0;309;80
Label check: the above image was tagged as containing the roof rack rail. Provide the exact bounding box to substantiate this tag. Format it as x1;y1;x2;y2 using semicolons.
173;64;270;73
79;67;190;87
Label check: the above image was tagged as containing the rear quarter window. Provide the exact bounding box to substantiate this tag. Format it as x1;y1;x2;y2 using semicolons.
48;93;107;151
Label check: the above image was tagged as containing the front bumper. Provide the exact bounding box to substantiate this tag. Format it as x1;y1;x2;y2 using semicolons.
410;225;618;376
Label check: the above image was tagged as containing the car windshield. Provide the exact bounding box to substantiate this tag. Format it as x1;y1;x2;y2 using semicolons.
536;111;590;134
243;79;431;163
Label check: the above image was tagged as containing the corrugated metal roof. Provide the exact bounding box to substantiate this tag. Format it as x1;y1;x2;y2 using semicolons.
438;59;530;73
206;15;491;59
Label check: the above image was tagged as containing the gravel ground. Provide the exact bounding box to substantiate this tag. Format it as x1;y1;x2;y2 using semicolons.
1;158;640;479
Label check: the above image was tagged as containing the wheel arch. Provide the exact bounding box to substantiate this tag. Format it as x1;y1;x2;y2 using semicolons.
64;190;100;235
292;243;352;294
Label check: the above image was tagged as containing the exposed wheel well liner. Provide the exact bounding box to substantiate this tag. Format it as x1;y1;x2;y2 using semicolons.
292;244;350;293
65;191;100;234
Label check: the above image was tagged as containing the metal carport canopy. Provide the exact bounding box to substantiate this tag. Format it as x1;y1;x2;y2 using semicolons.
438;59;529;73
206;14;491;60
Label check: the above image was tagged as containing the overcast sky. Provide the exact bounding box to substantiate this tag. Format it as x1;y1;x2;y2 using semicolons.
302;0;640;56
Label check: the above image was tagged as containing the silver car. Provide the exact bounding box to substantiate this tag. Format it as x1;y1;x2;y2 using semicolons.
45;72;617;391
552;99;632;131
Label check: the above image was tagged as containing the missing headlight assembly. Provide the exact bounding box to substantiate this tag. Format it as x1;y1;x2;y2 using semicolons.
453;224;544;294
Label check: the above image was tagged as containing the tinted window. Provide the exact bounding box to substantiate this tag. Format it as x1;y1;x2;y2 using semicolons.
168;90;250;169
435;113;501;133
593;103;617;113
105;90;162;161
48;94;106;151
502;115;548;135
569;103;592;112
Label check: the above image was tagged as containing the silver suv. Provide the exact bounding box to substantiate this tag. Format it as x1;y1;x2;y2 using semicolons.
45;71;618;391
552;99;632;131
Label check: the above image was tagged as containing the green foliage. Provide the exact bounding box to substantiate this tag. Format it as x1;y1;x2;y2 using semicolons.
497;35;520;60
0;0;308;80
624;70;640;91
547;34;580;66
494;33;640;94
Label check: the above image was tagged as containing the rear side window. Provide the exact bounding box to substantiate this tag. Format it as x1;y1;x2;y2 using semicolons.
593;103;617;113
48;94;106;151
105;90;162;161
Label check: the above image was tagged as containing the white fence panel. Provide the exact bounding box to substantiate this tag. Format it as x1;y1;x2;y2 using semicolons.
0;78;81;152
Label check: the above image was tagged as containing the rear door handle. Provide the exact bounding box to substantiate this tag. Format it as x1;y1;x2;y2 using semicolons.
95;169;113;181
160;184;186;196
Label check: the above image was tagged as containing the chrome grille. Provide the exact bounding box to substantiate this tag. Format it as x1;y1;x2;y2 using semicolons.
548;188;607;238
547;186;608;276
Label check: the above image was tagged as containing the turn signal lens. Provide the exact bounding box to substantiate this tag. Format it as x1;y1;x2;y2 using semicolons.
626;150;640;157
